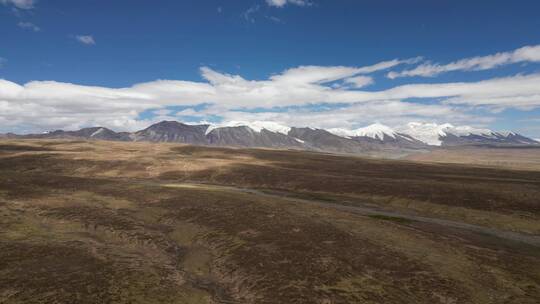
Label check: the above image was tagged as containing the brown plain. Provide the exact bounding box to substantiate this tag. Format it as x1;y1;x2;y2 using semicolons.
1;139;539;304
406;146;540;171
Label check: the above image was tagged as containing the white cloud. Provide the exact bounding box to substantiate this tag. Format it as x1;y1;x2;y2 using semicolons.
344;76;374;88
264;58;416;85
388;44;540;78
153;109;173;116
75;35;96;45
357;57;422;74
211;101;473;131
269;66;362;84
267;16;283;23
383;73;540;109
1;63;540;134
243;5;260;23
243;4;288;23
0;0;35;9
17;21;40;31
266;0;311;7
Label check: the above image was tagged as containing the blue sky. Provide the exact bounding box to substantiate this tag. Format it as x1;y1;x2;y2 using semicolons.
1;0;540;138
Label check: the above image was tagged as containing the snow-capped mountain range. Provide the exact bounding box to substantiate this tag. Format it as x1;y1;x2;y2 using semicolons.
4;121;538;156
396;122;538;146
200;121;538;147
396;122;498;146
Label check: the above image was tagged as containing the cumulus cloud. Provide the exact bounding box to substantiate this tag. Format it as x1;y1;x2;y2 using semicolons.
266;0;311;7
1;62;540;133
388;44;540;78
75;35;96;45
211;101;475;131
0;0;35;9
17;21;40;31
382;73;540;109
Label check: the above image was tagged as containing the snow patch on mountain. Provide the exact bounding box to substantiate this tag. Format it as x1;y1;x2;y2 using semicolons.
326;128;355;138
355;123;397;140
399;122;494;146
206;121;291;135
328;123;397;140
90;128;106;137
496;131;516;137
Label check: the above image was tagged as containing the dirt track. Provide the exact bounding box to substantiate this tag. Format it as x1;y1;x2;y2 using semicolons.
162;182;540;248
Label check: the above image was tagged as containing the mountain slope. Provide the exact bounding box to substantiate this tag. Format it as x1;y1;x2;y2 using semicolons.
207;126;303;148
18;127;131;141
288;127;376;154
132;121;209;144
443;132;540;146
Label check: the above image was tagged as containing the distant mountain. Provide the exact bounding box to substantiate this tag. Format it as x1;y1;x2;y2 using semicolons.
329;123;399;140
206;121;292;136
399;122;539;146
207;126;303;148
328;123;428;149
0;133;18;139
71;127;131;141
4;120;538;156
441;132;539;146
289;127;370;154
18;127;131;141
132;121;208;144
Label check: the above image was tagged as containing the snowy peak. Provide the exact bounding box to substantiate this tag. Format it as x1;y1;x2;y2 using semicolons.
205;121;291;136
399;122;453;146
326;123;427;149
325;128;355;139
399;122;537;146
354;123;397;140
445;125;493;137
328;123;397;140
398;122;493;146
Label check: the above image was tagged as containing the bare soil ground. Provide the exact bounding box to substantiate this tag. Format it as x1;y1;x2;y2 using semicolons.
406;146;540;171
1;139;539;303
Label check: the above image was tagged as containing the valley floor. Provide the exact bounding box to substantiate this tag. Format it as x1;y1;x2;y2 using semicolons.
1;140;539;303
406;146;540;171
